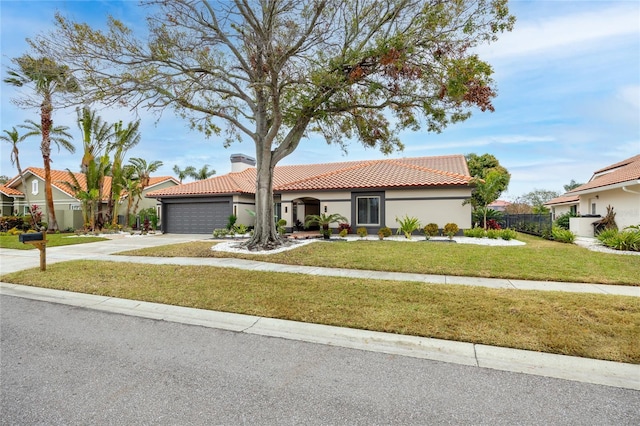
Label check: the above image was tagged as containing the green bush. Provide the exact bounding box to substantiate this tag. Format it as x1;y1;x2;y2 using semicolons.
598;228;640;252
464;227;485;238
499;229;517;241
552;227;576;244
277;219;287;235
212;228;228;238
356;227;368;238
339;229;348;238
554;211;576;230
443;223;459;239
423;223;439;239
234;223;249;235
486;229;499;239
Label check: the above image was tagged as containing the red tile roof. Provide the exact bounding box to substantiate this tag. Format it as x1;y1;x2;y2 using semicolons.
6;168;177;201
544;194;580;206
147;155;472;197
0;185;23;197
568;154;640;193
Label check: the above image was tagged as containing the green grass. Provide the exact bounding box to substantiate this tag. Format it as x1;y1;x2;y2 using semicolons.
119;233;640;285
0;233;108;249
3;260;638;364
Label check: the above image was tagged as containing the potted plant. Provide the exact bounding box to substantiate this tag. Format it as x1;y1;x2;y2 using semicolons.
305;213;348;240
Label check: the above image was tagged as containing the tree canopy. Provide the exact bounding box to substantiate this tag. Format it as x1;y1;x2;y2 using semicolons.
30;0;515;248
465;152;510;209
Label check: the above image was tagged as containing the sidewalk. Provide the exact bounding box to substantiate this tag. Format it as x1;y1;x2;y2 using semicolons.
1;234;639;390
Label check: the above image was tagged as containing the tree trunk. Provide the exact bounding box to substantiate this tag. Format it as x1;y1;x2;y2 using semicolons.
246;150;280;251
41;97;58;231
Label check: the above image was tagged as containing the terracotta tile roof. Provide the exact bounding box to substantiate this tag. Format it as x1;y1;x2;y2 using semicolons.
0;185;23;197
488;200;511;207
568;154;640;193
7;168;177;201
147;155;472;197
544;194;580;206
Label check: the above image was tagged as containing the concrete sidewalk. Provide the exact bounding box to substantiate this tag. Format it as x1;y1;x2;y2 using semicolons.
1;234;639;390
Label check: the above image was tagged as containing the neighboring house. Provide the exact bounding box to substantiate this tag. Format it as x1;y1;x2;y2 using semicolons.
146;154;475;234
545;154;640;236
487;199;511;212
2;167;179;230
544;194;580;221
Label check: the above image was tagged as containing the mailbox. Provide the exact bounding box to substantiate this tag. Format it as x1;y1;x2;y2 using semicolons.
19;232;44;243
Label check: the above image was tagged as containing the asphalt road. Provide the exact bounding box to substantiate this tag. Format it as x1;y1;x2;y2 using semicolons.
1;295;638;425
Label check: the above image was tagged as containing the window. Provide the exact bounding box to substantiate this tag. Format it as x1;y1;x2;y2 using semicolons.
570;205;577;215
31;180;38;195
591;203;596;215
356;196;379;226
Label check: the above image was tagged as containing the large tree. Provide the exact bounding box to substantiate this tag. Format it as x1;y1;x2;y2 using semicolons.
108;120;142;225
4;55;79;231
32;0;515;249
521;188;559;214
465;152;510;209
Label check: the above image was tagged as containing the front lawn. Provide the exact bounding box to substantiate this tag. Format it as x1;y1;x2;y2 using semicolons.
0;233;108;249
119;233;640;285
2;260;638;363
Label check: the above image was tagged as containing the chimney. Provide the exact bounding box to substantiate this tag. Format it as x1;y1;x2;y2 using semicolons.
230;154;256;173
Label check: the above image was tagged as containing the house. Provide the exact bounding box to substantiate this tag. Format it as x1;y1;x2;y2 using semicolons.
545;154;640;236
487;200;511;212
2;167;179;230
146;154;475;234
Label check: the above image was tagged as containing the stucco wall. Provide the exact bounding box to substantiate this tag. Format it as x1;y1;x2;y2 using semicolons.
576;186;640;230
233;194;256;227
279;187;472;232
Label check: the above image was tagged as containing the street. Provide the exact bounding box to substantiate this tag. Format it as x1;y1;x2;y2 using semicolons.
1;295;638;425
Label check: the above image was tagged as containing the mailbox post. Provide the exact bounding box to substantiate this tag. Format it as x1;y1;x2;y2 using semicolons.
19;231;47;271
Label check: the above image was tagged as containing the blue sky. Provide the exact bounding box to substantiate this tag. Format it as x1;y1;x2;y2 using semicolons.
1;0;639;199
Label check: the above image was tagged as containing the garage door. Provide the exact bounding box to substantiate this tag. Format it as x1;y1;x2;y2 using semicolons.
163;198;231;234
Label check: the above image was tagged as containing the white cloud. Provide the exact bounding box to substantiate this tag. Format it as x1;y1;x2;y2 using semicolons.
479;3;640;60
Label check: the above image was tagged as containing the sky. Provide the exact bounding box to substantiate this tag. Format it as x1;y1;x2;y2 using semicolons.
1;0;639;200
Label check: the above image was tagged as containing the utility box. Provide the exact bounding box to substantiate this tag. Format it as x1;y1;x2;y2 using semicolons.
19;232;44;243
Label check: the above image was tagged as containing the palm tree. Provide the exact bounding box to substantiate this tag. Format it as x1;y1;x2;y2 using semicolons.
77;106;112;173
107;120;141;226
172;165;196;183
305;213;348;238
0;127;32;219
189;164;216;181
76;106;114;228
128;157;163;216
4;55;79;231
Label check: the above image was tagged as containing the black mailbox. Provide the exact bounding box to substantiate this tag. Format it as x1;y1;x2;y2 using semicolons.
19;232;44;243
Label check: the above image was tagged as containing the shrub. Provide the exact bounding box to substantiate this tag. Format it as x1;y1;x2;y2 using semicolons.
554;211;577;230
8;227;23;236
234;223;249;235
226;214;237;230
212;228;228;238
443;223;459;239
339;229;348;238
337;223;352;234
423;223;439;239
486;229;499;239
485;219;502;230
499;229;517;241
464;227;485;238
472;207;503;228
396;215;421;239
377;226;392;239
598;228;640;252
552;227;576;244
139;207;159;230
277;219;287;235
356;227;368;238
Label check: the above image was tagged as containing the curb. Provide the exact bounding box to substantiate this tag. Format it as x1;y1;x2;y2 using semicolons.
2;282;638;390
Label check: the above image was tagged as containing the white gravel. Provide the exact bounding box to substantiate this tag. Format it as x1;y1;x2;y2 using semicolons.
212;235;525;254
